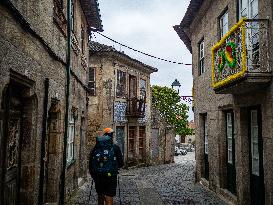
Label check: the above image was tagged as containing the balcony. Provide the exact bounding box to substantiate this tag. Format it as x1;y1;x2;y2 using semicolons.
211;18;271;94
126;97;146;118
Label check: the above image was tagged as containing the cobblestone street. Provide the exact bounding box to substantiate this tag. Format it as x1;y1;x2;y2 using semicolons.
69;152;228;205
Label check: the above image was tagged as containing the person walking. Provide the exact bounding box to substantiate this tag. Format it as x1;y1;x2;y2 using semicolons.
89;128;124;205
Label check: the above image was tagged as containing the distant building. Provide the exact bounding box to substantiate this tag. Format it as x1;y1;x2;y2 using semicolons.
150;105;175;164
0;0;102;204
87;42;157;166
185;120;195;144
175;0;273;204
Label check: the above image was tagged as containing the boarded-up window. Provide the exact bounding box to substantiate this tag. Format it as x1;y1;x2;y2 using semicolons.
116;70;126;98
88;67;95;96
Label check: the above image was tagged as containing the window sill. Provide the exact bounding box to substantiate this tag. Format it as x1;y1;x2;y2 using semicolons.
66;159;76;169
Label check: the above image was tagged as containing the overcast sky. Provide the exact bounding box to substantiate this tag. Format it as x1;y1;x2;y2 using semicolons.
92;0;193;120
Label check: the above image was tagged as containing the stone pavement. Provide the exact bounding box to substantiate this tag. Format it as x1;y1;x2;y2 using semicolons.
68;152;228;205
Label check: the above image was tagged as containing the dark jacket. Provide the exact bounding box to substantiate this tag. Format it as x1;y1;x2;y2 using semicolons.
89;143;124;177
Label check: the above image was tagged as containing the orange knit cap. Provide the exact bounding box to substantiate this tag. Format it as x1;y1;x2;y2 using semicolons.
103;127;114;134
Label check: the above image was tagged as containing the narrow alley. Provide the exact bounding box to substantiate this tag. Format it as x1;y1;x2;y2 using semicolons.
69;153;227;205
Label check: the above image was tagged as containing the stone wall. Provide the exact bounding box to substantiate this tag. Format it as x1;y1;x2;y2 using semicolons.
150;105;175;165
0;0;91;203
186;0;273;204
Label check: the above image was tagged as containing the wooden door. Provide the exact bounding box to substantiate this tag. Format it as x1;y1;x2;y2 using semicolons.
139;126;146;160
226;111;236;194
128;126;136;159
249;108;264;205
2;85;23;205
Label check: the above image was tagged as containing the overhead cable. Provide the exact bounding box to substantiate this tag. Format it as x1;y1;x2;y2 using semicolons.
93;31;192;65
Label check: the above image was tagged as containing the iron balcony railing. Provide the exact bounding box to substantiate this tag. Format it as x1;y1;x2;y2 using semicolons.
126;97;146;118
211;18;270;89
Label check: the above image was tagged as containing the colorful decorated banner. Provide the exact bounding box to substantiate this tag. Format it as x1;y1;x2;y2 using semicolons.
211;18;247;89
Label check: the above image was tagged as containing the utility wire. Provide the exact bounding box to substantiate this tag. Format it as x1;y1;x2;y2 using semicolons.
93;31;192;65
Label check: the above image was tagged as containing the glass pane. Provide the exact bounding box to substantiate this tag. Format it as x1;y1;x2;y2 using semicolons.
228;138;232;149
241;0;248;10
252;158;259;176
228;150;233;164
251;0;259;18
251;110;257;124
253;143;259;158
89;67;95;81
251;126;258;142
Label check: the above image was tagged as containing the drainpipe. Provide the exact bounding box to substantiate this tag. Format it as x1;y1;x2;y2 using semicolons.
38;78;49;204
60;0;72;204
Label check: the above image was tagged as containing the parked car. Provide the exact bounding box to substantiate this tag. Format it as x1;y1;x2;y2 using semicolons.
175;147;187;156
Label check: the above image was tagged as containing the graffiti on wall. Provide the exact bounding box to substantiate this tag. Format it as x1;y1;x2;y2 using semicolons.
114;102;127;123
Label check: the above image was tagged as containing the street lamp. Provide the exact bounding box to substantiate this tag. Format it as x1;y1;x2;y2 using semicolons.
171;79;181;93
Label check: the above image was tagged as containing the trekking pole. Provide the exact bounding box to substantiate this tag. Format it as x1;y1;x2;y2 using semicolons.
117;175;122;205
88;179;94;202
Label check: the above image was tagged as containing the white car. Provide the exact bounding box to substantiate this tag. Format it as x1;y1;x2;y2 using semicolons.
175;147;187;156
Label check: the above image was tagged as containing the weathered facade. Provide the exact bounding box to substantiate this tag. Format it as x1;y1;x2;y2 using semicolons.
175;0;273;204
87;42;157;166
150;105;175;165
0;0;102;204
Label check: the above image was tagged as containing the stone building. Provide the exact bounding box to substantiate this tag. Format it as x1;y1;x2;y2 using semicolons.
88;41;157;166
175;0;273;204
150;105;175;165
0;0;102;204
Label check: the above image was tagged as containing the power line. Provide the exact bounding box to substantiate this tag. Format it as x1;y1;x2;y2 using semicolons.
93;31;192;65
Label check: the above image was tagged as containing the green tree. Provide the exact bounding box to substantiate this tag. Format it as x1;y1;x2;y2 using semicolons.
152;85;192;136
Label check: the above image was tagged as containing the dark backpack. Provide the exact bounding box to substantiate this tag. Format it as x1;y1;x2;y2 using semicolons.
91;135;118;176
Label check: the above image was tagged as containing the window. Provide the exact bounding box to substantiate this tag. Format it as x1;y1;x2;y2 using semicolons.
226;112;233;164
71;0;75;32
88;67;96;96
116;70;126;98
199;39;205;75
239;0;259;19
67;113;75;162
220;11;229;38
140;79;146;98
251;110;259;176
81;26;85;54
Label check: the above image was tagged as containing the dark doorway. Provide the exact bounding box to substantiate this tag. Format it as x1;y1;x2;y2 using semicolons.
248;107;264;205
226;111;236;194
